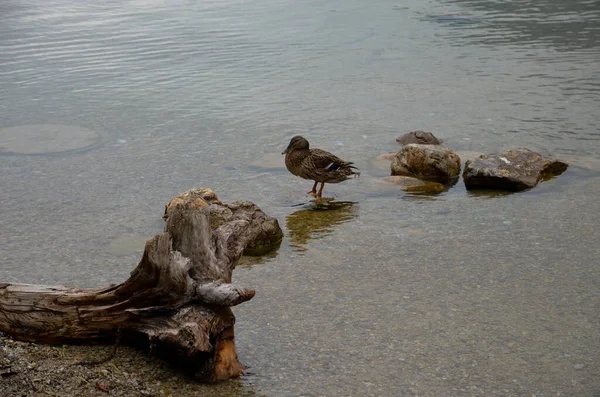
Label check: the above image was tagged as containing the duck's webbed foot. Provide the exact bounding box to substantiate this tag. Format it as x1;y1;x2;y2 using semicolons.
307;181;318;196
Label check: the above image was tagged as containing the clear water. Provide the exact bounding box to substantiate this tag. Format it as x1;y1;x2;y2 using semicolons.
1;0;599;396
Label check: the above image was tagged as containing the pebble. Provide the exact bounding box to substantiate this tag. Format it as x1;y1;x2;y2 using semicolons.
573;364;584;370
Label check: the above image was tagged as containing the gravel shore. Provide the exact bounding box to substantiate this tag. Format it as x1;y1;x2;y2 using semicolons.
0;334;250;397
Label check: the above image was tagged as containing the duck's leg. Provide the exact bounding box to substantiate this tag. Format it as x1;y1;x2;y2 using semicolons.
307;181;318;196
316;183;325;198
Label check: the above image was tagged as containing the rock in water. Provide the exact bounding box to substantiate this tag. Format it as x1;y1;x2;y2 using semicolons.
383;176;445;193
463;148;568;191
396;131;441;145
391;144;461;180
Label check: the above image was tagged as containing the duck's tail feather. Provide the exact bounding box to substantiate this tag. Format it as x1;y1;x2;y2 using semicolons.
347;170;360;179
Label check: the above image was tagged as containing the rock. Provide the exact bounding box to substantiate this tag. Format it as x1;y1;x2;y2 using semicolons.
555;155;600;172
463;148;568;191
383;176;445;193
164;188;283;256
396;131;441;145
391;144;461;180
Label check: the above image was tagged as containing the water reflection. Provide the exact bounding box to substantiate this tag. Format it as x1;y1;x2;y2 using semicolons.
393;176;459;201
465;189;516;199
237;250;279;268
286;201;358;252
440;0;600;50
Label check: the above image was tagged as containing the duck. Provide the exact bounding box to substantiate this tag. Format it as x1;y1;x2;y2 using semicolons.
281;136;359;198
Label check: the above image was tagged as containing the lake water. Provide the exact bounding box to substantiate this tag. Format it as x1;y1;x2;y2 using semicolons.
1;0;599;396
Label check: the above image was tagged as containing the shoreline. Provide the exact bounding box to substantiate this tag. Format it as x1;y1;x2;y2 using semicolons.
0;334;242;397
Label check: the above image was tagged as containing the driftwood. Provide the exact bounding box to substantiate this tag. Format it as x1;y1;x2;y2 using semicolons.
0;189;283;381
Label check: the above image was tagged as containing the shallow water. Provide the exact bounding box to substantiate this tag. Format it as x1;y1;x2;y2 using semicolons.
1;0;599;396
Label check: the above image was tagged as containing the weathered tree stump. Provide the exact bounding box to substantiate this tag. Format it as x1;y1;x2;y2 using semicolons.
0;189;283;381
164;188;283;256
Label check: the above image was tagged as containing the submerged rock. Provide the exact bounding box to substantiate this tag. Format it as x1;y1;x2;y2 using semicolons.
391;144;461;180
383;176;445;193
463;148;568;191
396;131;441;145
0;124;101;155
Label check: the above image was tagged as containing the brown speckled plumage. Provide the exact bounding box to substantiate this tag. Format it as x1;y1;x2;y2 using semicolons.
281;136;359;198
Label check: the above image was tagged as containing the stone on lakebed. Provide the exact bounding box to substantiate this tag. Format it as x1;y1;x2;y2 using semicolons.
396;131;442;145
383;176;445;193
391;144;461;180
463;148;568;191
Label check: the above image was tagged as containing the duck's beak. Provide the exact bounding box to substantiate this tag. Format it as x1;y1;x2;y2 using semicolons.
281;144;291;155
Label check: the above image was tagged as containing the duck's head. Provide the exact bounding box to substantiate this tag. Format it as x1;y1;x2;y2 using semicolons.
282;136;309;155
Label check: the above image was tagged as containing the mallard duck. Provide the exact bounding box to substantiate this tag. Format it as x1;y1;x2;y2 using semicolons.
281;136;359;198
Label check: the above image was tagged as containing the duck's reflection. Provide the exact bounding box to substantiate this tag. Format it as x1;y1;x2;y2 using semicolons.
286;201;358;252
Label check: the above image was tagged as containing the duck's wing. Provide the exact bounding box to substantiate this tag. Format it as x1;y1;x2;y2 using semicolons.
305;149;355;170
